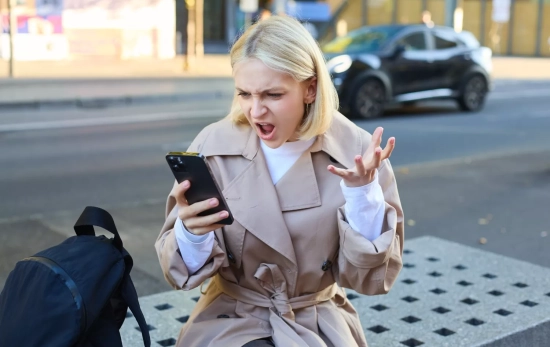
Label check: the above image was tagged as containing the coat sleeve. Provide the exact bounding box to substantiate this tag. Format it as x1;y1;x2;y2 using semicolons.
333;158;404;295
154;127;227;290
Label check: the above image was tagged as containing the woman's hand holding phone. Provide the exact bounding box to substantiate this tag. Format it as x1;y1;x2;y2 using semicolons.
175;180;230;235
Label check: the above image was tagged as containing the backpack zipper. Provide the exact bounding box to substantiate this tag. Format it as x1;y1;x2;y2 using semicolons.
23;256;87;338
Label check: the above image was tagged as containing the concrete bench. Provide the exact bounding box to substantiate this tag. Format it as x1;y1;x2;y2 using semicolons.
121;236;550;346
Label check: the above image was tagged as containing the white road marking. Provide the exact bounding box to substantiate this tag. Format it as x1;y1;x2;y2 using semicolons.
0;109;226;132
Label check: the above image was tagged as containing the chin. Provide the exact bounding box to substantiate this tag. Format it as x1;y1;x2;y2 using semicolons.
261;138;285;149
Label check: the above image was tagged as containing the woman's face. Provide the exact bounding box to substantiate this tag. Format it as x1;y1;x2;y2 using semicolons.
233;58;317;149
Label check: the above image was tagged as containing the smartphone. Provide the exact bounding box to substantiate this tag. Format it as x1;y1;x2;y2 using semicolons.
166;152;234;225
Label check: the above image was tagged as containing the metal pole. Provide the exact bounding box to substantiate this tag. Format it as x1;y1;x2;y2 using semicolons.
362;0;367;26
422;0;427;12
535;0;544;56
480;0;486;46
7;0;15;78
445;0;457;28
392;0;398;24
506;0;515;55
196;0;204;59
185;0;196;71
225;0;236;46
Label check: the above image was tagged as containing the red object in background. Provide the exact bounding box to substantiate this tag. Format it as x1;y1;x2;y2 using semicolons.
16;15;63;34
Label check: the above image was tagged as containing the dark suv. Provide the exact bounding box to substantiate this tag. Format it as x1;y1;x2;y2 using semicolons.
323;24;492;118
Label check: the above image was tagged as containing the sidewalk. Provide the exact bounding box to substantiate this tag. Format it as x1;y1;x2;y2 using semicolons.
0;55;234;109
1;56;549;110
0;55;233;79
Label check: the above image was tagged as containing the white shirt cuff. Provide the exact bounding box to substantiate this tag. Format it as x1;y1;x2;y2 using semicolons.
174;218;215;274
340;170;386;242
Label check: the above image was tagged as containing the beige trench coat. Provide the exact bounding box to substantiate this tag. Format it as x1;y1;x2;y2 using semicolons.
155;112;404;347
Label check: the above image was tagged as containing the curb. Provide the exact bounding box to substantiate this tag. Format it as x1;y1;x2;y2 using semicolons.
0;90;232;111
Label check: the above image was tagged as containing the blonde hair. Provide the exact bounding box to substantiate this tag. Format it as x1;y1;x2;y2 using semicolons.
227;15;338;140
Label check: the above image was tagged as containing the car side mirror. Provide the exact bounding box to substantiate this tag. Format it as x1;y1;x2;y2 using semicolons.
393;44;406;58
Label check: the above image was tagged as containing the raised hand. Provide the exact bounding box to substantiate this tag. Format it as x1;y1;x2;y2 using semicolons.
327;127;395;187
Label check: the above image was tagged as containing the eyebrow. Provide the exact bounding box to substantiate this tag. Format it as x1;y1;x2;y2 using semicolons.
235;87;285;93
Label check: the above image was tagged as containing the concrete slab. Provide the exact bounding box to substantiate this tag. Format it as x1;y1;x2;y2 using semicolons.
120;236;550;346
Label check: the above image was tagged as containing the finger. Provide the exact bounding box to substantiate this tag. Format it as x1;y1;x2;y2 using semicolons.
372;127;384;149
381;137;396;160
180;197;220;220
175;180;190;207
184;211;229;231
327;165;354;179
364;127;384;158
354;155;367;176
373;147;383;168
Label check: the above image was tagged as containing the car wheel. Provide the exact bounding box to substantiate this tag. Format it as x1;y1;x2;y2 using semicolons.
351;78;386;119
457;74;487;112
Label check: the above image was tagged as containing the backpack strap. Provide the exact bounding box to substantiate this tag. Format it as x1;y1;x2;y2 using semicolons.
74;206;123;252
121;254;151;347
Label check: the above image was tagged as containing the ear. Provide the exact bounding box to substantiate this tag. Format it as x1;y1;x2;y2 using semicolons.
304;77;317;104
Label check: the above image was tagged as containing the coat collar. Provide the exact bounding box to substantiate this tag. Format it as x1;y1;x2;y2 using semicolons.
200;112;364;170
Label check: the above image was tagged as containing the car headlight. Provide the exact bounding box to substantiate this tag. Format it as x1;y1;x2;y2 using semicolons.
326;55;352;74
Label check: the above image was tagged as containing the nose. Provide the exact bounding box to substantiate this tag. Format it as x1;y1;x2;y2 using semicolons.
250;98;266;119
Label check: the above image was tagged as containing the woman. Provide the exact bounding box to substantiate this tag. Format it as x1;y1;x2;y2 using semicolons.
156;15;404;347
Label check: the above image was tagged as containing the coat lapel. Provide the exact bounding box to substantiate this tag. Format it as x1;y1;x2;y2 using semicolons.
275;151;321;212
220;130;298;266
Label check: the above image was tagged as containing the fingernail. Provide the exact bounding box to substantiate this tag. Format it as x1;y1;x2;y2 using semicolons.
183;181;189;188
210;199;218;206
220;211;228;217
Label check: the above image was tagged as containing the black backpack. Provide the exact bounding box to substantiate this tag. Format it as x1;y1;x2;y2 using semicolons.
0;206;151;347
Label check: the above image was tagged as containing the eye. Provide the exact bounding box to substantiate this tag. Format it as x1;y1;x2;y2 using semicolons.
267;93;283;98
238;92;250;98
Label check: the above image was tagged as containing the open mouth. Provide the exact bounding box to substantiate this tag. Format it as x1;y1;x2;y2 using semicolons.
256;122;276;140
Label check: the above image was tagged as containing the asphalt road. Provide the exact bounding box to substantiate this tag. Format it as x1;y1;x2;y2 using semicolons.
1;79;549;296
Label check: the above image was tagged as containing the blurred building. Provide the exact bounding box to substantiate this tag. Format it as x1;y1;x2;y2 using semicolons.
175;0;332;54
1;0;549;61
0;0;176;61
325;0;550;57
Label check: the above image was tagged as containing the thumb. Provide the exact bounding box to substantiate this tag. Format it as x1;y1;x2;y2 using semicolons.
175;180;190;207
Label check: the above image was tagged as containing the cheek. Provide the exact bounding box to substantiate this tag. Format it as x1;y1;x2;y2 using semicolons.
238;99;252;120
272;98;303;123
238;99;248;112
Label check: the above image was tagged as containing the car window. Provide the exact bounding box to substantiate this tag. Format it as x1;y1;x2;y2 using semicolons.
434;31;459;49
322;26;403;54
395;32;426;51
